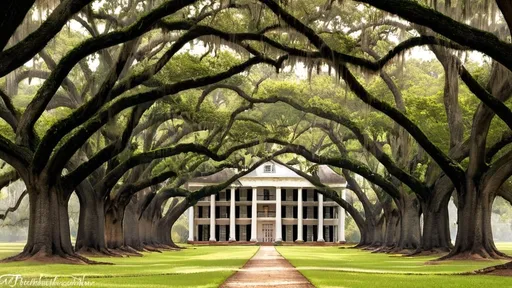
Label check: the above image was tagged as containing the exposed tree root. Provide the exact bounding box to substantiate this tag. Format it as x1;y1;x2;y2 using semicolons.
474;261;512;276
405;248;449;257
129;246;145;252
370;245;396;253
76;247;124;258
360;244;383;251
354;243;369;249
107;246;144;257
435;248;512;261
1;249;111;265
142;245;163;253
387;248;416;255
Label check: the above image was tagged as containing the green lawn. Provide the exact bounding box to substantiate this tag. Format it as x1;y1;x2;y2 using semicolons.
1;243;512;288
0;243;258;288
277;243;512;288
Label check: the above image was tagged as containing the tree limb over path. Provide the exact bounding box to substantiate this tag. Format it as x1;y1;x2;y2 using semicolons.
353;0;512;71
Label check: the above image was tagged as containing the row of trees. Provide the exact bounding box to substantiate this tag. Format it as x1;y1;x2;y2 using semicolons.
0;0;511;265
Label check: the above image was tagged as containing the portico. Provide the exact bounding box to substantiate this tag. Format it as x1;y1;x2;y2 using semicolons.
187;161;347;243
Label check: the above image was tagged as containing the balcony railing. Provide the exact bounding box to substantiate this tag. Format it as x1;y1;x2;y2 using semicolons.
257;195;276;201
257;211;276;217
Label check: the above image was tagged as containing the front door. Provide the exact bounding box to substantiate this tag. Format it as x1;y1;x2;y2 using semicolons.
262;224;274;242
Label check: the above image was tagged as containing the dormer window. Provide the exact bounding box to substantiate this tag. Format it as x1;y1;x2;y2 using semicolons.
263;164;275;173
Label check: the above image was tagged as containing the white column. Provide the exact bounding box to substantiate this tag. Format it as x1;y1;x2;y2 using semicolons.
275;187;282;242
338;189;346;243
317;192;325;242
250;187;258;242
188;206;194;242
209;194;216;241
296;188;304;242
229;188;236;241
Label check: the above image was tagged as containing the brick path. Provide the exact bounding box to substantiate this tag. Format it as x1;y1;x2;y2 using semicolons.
220;246;315;288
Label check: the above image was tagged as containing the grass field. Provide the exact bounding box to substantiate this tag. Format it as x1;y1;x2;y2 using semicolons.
277;243;512;288
0;243;258;288
1;243;511;287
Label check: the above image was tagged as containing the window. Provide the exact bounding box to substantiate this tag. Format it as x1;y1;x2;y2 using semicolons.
220;207;228;218
324;226;330;242
263;189;270;200
240;206;247;218
286;206;293;218
263;164;275;173
202;225;209;241
286;226;293;241
201;207;210;218
307;225;314;241
240;225;247;240
324;207;332;219
286;190;293;201
307;207;314;219
219;226;227;241
307;190;314;201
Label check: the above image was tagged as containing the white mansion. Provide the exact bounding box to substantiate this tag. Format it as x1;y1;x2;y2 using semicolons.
186;161;347;243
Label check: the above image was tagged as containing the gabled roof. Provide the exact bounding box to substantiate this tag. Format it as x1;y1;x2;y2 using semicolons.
243;160;303;178
187;162;345;186
315;165;346;184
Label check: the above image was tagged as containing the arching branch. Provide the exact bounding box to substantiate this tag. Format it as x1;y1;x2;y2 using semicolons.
33;40;140;174
258;0;466;190
0;170;19;190
268;140;401;199
203;83;430;199
97;140;264;198
0;0;35;51
353;0;512;71
45;55;286;180
0;0;95;76
15;0;197;147
274;160;366;229
61;104;151;189
0;190;28;221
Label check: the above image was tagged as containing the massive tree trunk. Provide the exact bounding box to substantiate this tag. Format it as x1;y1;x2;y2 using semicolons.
139;210;162;251
419;193;452;254
357;215;385;249
442;62;512;260
395;194;421;252
154;199;190;249
2;178;93;264
123;198;143;251
356;221;375;248
75;188;112;256
370;215;386;247
104;202;140;256
443;179;505;259
383;210;400;249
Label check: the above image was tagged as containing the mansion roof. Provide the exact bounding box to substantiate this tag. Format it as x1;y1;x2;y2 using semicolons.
188;161;345;187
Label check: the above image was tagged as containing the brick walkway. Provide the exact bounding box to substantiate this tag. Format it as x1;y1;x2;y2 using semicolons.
220;246;314;288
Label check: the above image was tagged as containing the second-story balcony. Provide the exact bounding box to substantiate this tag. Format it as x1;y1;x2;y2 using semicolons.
257;211;276;217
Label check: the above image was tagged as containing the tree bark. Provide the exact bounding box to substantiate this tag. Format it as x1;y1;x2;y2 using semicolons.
371;198;400;252
104;202;140;256
2;179;94;264
153;199;190;249
394;194;421;252
419;195;452;254
123;198;143;251
442;179;506;260
75;190;113;256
